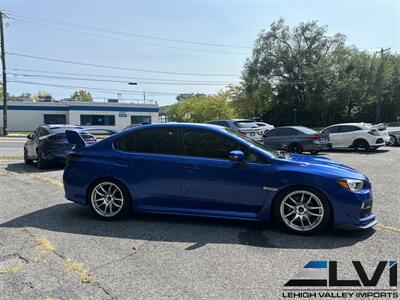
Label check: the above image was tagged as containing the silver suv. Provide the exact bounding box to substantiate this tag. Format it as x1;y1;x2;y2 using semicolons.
206;119;264;142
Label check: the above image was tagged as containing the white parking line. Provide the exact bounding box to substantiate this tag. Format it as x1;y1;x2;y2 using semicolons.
0;147;22;150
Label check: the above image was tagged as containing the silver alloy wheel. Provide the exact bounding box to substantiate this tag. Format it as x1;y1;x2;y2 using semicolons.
91;182;124;217
280;190;324;232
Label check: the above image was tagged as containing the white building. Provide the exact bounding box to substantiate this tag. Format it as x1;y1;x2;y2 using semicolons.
0;101;159;132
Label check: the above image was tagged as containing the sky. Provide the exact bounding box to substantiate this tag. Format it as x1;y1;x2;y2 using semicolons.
1;0;399;106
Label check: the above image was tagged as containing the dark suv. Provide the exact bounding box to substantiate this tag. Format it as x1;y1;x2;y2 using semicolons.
24;124;96;169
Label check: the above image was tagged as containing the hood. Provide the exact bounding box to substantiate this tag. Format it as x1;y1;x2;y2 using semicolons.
278;154;365;180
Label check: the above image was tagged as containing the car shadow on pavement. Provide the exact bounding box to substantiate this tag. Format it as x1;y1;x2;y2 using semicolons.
0;203;375;250
5;162;65;173
322;148;390;155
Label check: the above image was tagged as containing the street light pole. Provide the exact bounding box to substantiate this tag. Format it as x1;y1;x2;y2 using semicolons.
0;11;8;136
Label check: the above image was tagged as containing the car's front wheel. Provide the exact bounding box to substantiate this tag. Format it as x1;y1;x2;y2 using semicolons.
24;148;33;164
88;180;131;220
274;188;330;235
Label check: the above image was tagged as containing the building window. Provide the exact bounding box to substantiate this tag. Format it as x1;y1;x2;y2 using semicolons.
44;114;67;124
131;115;151;124
80;115;115;126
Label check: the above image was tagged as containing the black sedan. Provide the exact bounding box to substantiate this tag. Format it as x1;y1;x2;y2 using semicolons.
263;126;331;154
24;124;96;169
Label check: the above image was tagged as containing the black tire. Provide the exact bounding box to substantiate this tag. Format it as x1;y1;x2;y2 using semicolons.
353;139;370;152
87;179;131;220
310;150;319;155
288;143;303;154
36;149;47;170
24;148;33;164
273;187;331;235
389;135;398;146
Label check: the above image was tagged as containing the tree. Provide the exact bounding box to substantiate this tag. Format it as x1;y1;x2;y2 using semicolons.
242;18;347;126
33;91;53;101
176;93;206;102
166;93;235;123
71;90;93;102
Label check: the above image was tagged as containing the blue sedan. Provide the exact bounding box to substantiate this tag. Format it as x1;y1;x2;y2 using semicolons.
63;123;377;234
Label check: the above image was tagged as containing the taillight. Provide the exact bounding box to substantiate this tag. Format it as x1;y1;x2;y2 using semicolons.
310;135;321;141
46;134;67;143
84;136;97;142
368;130;379;136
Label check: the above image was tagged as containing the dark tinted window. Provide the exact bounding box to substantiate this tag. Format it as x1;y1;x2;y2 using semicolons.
115;128;179;155
264;129;279;137
44;114;67;124
80;115;115;126
323;126;339;134
38;127;49;136
182;128;248;160
131;115;151;124
276;128;299;136
339;125;361;133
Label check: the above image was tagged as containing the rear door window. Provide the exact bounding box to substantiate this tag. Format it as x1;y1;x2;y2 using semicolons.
114;128;179;155
339;125;361;133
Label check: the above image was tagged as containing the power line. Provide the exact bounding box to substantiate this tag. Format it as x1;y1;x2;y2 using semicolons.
9;16;248;56
9;79;188;96
10;69;234;83
7;52;239;77
5;10;251;49
8;72;234;85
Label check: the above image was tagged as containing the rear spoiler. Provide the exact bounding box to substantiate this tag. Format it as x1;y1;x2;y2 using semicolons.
66;130;87;149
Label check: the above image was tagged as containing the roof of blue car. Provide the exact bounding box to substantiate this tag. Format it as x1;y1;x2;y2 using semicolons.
130;122;225;130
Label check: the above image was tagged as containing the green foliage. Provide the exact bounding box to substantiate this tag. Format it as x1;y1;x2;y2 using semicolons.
166;93;235;123
232;18;400;126
71;90;93;102
33;91;53;101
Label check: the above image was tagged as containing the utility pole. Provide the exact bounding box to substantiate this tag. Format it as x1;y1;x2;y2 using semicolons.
375;47;391;123
0;11;8;136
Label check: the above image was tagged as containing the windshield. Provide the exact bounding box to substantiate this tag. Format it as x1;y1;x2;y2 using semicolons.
234;121;258;128
224;128;278;157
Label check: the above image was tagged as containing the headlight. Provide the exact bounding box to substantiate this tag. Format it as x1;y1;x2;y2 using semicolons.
337;178;364;191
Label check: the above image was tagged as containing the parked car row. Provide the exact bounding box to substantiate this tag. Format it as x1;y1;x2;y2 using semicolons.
207;119;394;154
24;124;114;169
207;119;274;143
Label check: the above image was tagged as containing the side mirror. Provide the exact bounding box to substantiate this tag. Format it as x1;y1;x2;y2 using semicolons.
27;134;33;140
229;150;245;162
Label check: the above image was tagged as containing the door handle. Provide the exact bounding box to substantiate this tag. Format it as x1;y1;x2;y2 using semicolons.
184;164;200;171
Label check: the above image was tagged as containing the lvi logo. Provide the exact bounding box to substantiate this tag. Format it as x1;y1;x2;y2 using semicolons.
284;260;397;287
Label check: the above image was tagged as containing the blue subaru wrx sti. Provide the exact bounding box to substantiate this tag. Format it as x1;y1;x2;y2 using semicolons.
63;123;377;234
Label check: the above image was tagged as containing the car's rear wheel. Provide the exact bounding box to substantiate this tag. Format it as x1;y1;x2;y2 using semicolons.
389;135;398;146
274;188;330;235
89;180;130;220
353;139;370;152
36;149;47;169
24;148;33;164
288;143;303;154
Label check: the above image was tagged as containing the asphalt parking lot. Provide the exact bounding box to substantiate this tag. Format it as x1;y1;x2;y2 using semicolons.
0;140;399;299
